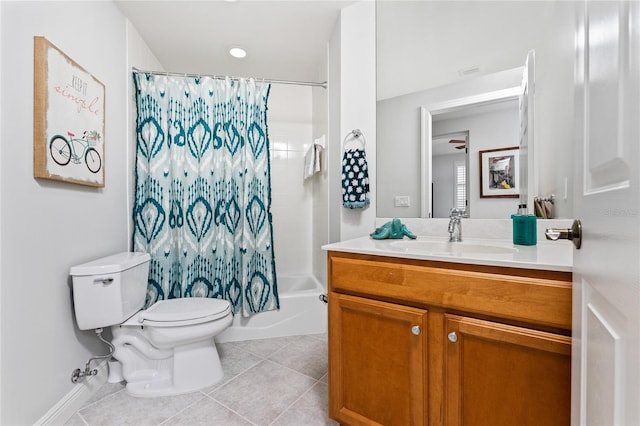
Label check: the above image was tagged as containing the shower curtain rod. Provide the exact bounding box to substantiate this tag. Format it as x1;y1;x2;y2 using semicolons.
132;67;327;89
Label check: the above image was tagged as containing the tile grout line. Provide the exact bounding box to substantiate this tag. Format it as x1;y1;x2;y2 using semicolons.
75;410;90;426
262;357;327;382
200;392;261;426
267;378;322;426
204;358;323;426
226;338;300;360
156;392;210;426
77;387;125;413
156;350;273;426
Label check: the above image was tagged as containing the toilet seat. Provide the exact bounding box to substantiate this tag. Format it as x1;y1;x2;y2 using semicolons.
135;297;231;327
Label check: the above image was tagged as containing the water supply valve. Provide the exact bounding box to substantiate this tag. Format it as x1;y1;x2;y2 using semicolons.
70;327;114;383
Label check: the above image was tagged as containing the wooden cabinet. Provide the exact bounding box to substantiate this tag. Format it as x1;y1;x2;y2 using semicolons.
327;251;572;426
329;293;428;426
444;315;571;426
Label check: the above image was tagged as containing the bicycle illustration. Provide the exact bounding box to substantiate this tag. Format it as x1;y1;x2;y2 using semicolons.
49;130;102;174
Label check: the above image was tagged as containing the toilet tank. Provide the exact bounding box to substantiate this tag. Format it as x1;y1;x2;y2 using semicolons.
70;252;150;330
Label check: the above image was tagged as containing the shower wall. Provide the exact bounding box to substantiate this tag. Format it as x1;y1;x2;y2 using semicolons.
268;85;323;278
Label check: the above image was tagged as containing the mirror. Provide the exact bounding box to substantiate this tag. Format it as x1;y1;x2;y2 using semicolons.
377;1;577;219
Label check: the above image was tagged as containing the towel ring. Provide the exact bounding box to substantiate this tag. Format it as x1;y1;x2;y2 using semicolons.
343;129;366;150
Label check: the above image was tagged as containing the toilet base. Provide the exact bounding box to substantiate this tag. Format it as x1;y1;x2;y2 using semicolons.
107;359;124;384
123;338;224;397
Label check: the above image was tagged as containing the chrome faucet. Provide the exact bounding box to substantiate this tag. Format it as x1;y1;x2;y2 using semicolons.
448;208;464;242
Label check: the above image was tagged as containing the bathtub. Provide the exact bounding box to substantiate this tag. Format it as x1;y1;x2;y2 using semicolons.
215;274;327;343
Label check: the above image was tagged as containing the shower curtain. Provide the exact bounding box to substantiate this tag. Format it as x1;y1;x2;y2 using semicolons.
132;72;279;316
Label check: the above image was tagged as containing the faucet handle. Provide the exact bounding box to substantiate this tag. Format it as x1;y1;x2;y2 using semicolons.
450;208;465;218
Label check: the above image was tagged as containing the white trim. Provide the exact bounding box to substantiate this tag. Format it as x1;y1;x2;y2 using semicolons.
420;106;432;218
424;87;521;116
34;361;108;426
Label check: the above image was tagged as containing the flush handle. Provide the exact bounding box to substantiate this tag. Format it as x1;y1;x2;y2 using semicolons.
94;277;114;285
545;219;582;249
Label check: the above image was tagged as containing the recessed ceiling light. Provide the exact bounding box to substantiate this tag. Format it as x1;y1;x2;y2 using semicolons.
229;47;247;59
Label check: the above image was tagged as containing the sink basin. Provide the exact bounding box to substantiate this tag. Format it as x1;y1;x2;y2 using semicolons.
390;240;518;255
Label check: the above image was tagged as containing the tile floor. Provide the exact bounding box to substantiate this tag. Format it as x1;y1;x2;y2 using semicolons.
65;334;338;426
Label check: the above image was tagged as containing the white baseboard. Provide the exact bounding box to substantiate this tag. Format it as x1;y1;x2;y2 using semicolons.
34;361;108;426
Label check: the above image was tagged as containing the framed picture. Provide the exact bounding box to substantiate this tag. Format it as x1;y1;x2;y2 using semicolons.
33;36;105;187
479;146;519;198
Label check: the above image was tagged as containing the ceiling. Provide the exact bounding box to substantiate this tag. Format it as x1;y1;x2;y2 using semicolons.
114;0;355;84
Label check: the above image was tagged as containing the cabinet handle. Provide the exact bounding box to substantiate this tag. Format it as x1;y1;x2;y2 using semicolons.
411;325;421;336
448;331;458;343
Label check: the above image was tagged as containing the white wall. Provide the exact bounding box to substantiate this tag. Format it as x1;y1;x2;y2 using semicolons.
268;85;315;276
433;105;520;219
331;1;377;242
125;22;164;245
328;16;342;244
0;2;129;424
376;1;554;101
533;1;576;218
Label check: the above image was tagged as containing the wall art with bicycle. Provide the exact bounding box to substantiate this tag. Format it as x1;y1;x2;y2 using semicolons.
33;36;105;187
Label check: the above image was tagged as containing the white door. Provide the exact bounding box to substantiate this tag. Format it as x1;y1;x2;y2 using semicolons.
572;1;640;425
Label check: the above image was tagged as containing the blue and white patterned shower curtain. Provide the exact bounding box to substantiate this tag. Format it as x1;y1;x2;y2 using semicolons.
132;72;278;316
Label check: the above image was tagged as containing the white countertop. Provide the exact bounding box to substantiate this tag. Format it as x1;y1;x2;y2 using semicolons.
322;235;573;272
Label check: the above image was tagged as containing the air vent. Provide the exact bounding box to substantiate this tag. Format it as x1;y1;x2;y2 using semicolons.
458;66;480;77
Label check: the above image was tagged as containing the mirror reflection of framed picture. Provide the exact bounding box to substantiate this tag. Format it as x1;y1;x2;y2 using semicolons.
33;36;105;187
479;146;519;198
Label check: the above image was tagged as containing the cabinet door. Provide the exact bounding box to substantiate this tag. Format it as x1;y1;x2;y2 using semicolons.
444;314;571;426
329;293;428;426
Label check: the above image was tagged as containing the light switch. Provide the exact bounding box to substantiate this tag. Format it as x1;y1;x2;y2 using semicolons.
394;196;410;207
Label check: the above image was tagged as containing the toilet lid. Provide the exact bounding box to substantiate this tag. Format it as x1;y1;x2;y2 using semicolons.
138;297;231;326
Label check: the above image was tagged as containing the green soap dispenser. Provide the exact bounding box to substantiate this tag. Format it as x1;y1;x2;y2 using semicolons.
511;204;537;246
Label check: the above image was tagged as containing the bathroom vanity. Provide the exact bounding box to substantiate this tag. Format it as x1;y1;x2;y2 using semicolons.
324;236;572;426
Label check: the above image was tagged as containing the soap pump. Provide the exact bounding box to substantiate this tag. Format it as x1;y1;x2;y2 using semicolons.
511;204;537;246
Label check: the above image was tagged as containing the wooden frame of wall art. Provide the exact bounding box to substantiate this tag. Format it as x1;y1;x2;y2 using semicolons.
33;36;105;187
479;146;519;198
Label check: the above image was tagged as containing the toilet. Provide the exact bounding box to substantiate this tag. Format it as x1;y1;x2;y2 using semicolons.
70;252;232;397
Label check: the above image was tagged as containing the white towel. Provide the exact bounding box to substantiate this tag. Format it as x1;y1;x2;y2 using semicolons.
303;144;323;180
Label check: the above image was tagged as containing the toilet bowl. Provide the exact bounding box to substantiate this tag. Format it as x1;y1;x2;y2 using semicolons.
112;297;232;396
70;252;233;397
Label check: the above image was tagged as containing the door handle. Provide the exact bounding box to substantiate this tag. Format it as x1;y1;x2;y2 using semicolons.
545;219;582;249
